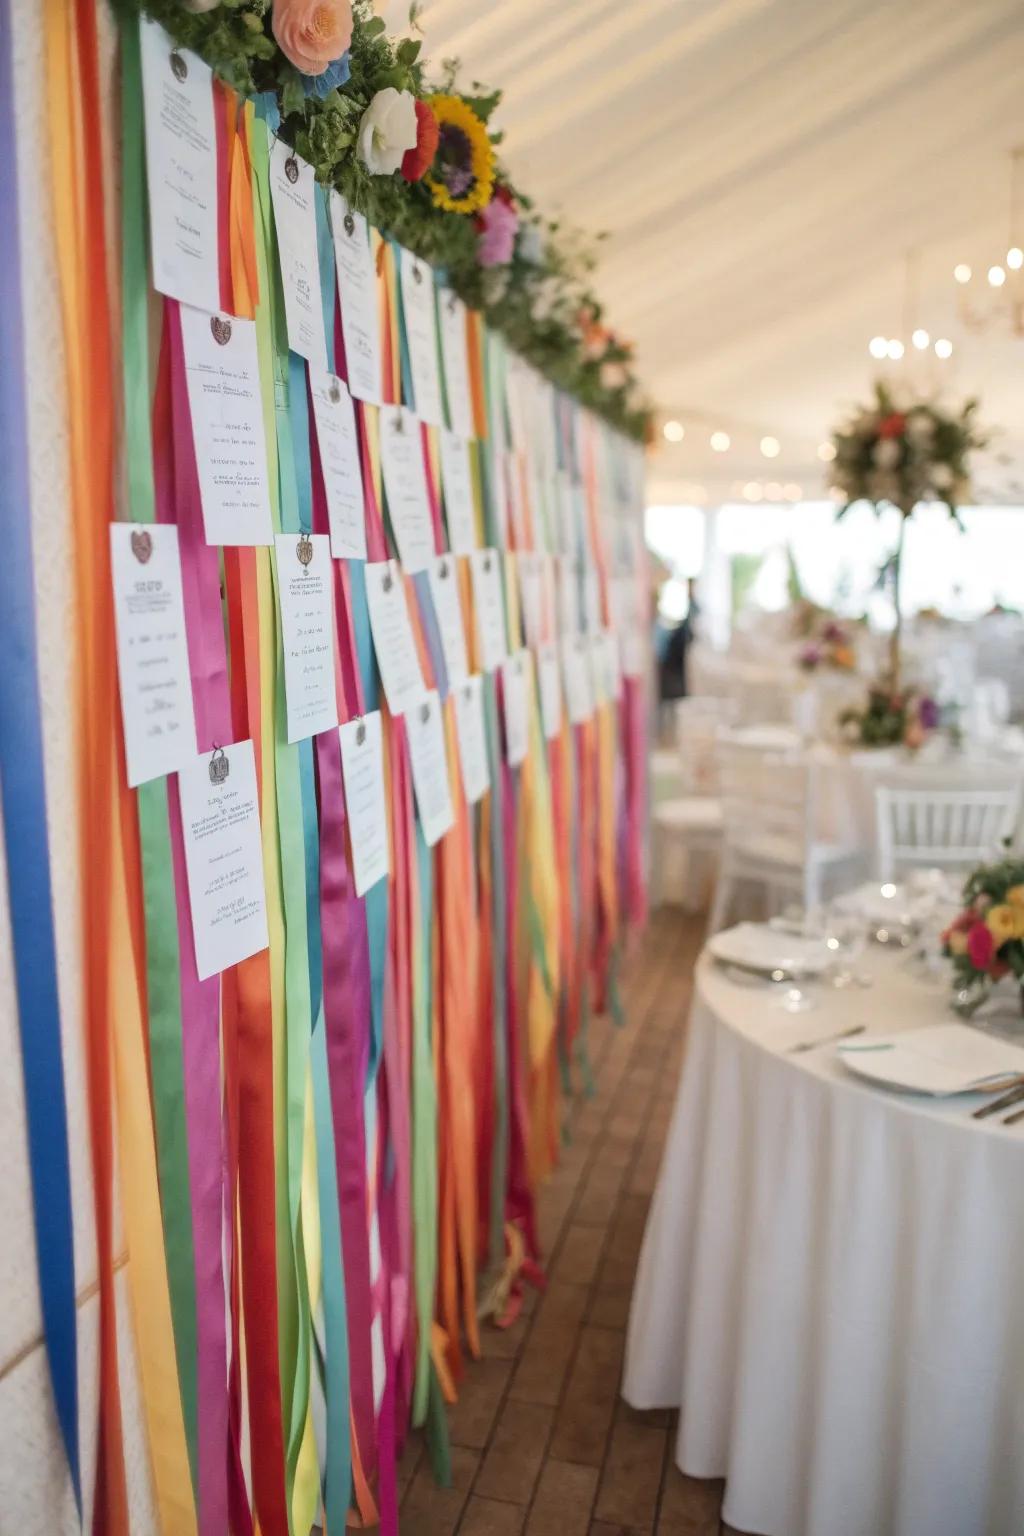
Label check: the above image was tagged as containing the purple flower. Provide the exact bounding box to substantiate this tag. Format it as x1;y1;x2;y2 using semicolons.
798;643;822;670
917;696;940;730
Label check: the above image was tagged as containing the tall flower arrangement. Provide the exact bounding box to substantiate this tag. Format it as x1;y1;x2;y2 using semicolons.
828;381;985;688
116;0;652;439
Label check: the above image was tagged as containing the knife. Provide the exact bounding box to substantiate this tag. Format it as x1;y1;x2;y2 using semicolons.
972;1081;1024;1120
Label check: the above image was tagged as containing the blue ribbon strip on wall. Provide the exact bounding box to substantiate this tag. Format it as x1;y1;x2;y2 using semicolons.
0;0;81;1508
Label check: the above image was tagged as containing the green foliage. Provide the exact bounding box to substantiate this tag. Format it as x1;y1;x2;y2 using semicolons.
120;0;652;440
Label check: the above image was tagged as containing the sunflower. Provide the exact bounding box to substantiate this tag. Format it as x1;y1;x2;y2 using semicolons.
424;94;495;215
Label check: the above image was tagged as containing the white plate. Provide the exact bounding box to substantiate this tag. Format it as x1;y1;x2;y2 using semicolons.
707;922;833;978
837;1022;1024;1096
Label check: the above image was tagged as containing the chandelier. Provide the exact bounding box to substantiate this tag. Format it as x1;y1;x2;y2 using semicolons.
953;148;1024;338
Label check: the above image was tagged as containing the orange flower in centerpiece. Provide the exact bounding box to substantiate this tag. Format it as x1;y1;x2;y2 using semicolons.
878;411;907;439
272;0;353;76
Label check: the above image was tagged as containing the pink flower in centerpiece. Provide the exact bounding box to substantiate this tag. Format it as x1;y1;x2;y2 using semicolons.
966;920;995;971
272;0;353;76
476;185;518;267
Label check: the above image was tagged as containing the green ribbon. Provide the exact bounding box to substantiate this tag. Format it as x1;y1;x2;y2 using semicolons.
120;17;199;1493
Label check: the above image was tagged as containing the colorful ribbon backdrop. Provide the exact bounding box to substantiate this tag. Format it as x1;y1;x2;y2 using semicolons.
9;12;651;1531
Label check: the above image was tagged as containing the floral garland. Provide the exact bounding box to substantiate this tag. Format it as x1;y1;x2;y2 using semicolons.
114;0;652;441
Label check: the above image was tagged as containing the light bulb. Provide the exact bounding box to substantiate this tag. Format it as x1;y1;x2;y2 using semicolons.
742;482;763;502
710;431;730;452
765;482;783;501
988;265;1006;288
868;336;888;359
760;435;780;459
953;263;972;284
817;442;836;462
887;338;904;360
1008;247;1023;271
912;328;930;350
783;483;803;501
663;419;685;443
934;337;953;359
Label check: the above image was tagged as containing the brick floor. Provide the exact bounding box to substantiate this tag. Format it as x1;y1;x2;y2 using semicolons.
400;909;731;1534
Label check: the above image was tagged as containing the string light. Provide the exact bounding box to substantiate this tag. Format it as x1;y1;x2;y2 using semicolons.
886;338;904;359
817;442;836;462
783;483;803;502
760;436;780;459
954;263;972;284
710;431;731;452
868;335;888;359
988;264;1006;288
742;482;763;502
1009;247;1024;271
934;337;953;358
662;419;685;443
912;328;930;349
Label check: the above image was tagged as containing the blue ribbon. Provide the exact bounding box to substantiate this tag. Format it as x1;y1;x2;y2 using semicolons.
0;0;80;1506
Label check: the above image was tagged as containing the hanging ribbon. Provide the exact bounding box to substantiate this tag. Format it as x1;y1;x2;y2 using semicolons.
0;0;80;1508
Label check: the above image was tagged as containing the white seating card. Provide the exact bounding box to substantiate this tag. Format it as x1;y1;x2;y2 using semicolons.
518;552;545;650
180;305;274;547
110;523;197;787
583;567;602;637
139;20;219;313
562;634;594;724
439;429;478;554
365;559;425;715
269;141;328;371
380;406;435;573
601;628;622;700
590;633;609;707
338;711;389;896
557;556;580;637
405;691;454;846
309;370;366;558
469;549;508;672
399;248;443;427
502;652;531;768
438;290;475;439
453;675;489;804
330;193;382;404
538;642;563;741
427;555;469;687
274;534;338;742
178;739;270;981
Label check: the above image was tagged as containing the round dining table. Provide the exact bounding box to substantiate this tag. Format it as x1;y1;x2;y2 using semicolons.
623;942;1024;1536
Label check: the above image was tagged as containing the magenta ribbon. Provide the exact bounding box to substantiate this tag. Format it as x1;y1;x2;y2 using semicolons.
162;299;232;1536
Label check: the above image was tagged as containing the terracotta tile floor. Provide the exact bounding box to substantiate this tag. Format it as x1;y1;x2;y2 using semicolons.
399;909;742;1535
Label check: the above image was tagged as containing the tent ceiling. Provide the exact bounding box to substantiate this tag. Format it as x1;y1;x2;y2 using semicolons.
381;0;1024;502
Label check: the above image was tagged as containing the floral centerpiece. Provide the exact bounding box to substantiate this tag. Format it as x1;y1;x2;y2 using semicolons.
942;854;1024;1016
797;619;857;672
828;381;986;688
838;685;940;749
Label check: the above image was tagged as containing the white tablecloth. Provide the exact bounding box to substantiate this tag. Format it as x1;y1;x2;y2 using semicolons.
623;949;1024;1536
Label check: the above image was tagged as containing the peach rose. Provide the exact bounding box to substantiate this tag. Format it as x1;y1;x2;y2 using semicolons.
272;0;353;76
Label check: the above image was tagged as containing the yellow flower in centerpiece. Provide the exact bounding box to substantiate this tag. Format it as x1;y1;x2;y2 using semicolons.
424;95;495;215
1007;884;1024;907
985;903;1024;948
947;929;969;957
